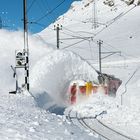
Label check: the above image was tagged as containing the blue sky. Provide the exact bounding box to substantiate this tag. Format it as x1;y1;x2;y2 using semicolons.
0;0;79;33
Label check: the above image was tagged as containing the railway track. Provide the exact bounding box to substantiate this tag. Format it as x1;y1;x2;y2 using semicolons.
66;109;137;140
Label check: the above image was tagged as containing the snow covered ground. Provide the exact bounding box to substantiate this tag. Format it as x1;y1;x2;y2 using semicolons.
0;30;99;140
0;93;98;140
0;0;140;139
38;0;140;139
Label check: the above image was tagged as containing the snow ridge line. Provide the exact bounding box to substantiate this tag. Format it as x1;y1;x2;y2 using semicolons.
66;110;138;140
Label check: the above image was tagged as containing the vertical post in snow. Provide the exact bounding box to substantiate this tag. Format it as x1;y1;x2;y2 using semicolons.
98;40;103;73
54;24;62;49
23;0;29;91
92;0;98;29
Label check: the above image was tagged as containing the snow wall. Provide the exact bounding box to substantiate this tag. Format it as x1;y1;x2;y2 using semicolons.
30;50;99;107
0;29;52;93
0;29;98;108
0;29;140;109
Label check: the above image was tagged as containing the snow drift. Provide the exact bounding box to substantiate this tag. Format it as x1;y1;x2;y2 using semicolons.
0;29;99;108
0;29;53;93
30;50;99;107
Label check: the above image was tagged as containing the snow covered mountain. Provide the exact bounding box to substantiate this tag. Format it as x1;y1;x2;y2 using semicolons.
39;0;140;62
0;0;140;139
38;0;140;107
35;1;140;138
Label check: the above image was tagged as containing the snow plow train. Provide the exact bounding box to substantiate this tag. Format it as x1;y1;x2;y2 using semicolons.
68;72;122;104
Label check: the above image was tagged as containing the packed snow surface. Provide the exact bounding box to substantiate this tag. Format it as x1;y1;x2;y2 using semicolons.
0;93;97;140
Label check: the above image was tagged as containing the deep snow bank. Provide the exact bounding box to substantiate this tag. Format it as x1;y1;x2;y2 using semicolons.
30;50;99;107
0;29;99;108
0;29;52;92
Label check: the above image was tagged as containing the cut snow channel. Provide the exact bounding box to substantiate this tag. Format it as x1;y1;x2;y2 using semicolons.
30;50;98;107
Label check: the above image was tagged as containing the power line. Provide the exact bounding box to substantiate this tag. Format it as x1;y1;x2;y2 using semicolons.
44;0;51;11
62;27;95;37
30;21;46;28
61;31;93;41
34;0;66;23
27;0;37;13
36;0;49;16
94;4;137;37
103;41;140;59
39;0;50;12
62;26;95;40
61;39;87;50
62;4;137;40
64;16;87;24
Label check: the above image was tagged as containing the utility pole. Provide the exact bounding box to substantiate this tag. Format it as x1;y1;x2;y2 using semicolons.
23;0;29;91
92;0;98;29
54;24;62;49
97;40;103;73
97;40;121;73
9;0;29;94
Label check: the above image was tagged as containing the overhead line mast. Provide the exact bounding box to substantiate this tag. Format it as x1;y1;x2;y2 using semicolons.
9;0;30;94
23;0;29;91
92;0;98;29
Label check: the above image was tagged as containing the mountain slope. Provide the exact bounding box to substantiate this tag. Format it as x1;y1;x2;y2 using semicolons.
38;0;140;108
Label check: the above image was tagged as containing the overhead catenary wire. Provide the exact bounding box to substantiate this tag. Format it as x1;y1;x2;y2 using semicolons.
62;26;91;36
63;49;98;72
32;20;138;65
27;0;37;13
94;4;137;37
36;0;48;15
60;29;95;50
61;39;87;50
61;29;126;64
30;2;138;63
61;3;137;37
103;41;140;60
62;29;129;59
33;0;66;23
39;0;51;12
63;3;137;39
61;31;93;41
45;0;51;11
60;31;135;69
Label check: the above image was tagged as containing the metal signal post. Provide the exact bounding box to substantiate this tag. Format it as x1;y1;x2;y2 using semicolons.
97;40;121;74
97;40;103;73
23;0;29;91
54;24;62;49
9;0;29;94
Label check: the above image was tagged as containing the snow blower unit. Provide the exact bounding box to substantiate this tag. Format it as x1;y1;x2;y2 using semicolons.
68;72;122;104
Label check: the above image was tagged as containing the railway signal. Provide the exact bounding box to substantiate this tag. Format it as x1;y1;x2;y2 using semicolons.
9;0;29;94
